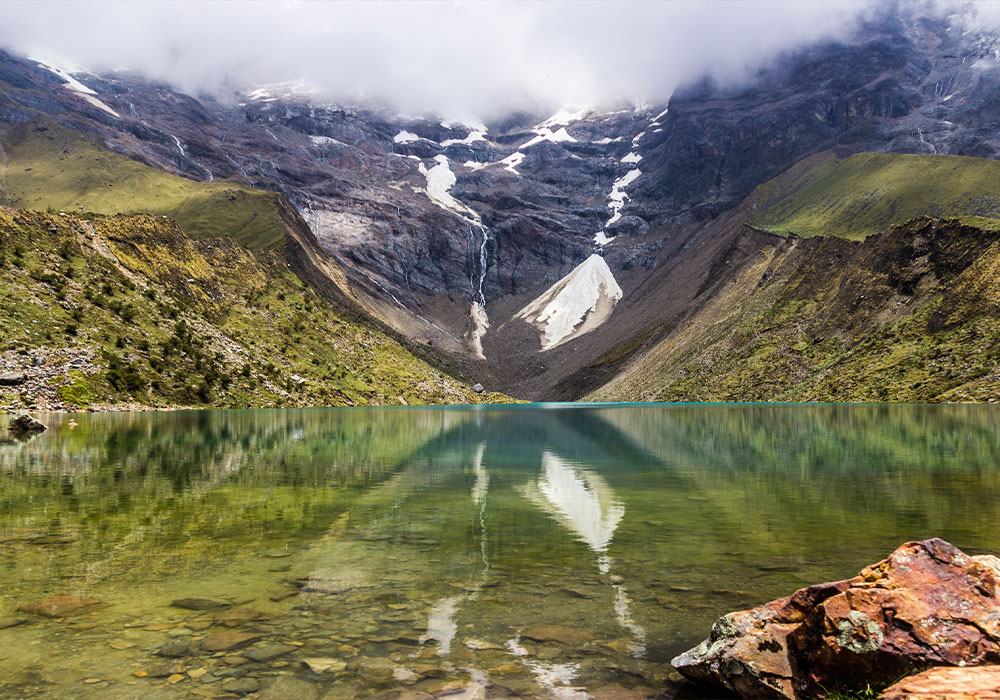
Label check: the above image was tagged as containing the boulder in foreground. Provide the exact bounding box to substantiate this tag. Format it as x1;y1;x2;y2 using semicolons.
671;538;1000;699
880;665;1000;699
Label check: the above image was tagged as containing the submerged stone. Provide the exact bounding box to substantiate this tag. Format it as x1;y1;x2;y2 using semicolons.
302;657;346;674
157;641;193;658
257;676;320;700
17;594;101;618
243;643;296;662
521;624;594;645
201;630;262;652
221;677;260;695
170;598;232;610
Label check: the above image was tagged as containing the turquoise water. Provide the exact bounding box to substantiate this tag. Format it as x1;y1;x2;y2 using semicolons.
1;404;999;699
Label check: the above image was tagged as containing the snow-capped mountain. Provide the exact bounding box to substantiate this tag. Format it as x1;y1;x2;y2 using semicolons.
5;4;1000;400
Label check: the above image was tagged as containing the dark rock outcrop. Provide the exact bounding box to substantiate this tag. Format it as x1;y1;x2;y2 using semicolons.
0;372;25;386
672;539;1000;699
8;413;46;433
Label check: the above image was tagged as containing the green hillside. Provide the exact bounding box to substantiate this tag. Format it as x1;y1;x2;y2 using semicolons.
0;207;512;409
750;151;1000;240
0;121;286;249
590;216;1000;404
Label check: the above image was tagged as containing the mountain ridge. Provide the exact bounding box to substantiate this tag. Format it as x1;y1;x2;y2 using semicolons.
4;3;1000;404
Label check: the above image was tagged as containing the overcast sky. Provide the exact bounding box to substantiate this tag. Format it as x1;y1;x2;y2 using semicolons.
0;0;906;120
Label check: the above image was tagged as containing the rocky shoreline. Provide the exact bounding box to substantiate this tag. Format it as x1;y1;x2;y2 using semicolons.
674;538;1000;699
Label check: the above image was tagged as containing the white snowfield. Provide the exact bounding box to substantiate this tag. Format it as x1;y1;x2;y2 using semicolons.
441;129;487;147
245;80;315;103
519;126;577;149
417;155;481;224
468;302;490;360
592;105;666;246
515;253;623;351
309;135;347;147
499;151;525;175
412;154;492;358
605;168;642;228
32;57;120;118
393;130;420;144
538;107;589;129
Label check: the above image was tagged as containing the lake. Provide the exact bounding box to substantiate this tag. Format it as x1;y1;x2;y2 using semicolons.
1;403;999;699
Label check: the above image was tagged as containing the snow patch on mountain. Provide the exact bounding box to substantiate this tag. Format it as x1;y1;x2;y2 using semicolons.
469;303;490;360
310;135;347;147
515;254;623;351
499;152;525;175
538;107;589;129
394;130;420;144
31;57;120;117
520;126;577;149
246;80;315;102
606;169;641;228
594;106;665;245
441;129;487;147
417;155;481;224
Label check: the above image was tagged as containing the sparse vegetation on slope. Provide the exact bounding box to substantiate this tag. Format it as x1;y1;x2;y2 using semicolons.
590;216;1000;403
0;208;512;409
750;151;1000;239
0;121;287;249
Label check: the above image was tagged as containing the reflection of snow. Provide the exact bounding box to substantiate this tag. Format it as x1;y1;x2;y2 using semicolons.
472;442;488;505
522;452;647;658
526;452;624;552
530;663;589;700
421;596;459;655
505;637;589;699
515;254;623;351
614;584;647;656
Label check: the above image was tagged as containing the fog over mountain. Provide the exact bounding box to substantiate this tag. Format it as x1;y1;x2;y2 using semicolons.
0;0;881;120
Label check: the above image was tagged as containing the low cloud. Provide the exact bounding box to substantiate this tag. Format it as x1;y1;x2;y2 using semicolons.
2;0;885;120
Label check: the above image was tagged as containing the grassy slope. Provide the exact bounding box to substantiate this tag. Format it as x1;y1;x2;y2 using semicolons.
0;121;286;249
590;215;1000;404
588;150;1000;403
0;207;513;409
750;150;1000;239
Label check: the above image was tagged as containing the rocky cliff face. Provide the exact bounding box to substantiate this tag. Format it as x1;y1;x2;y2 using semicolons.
3;4;1000;400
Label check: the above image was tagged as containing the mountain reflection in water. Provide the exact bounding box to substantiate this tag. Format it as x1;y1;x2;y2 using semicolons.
1;404;1000;699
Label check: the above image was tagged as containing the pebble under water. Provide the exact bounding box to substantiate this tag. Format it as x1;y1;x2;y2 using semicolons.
1;403;1000;699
